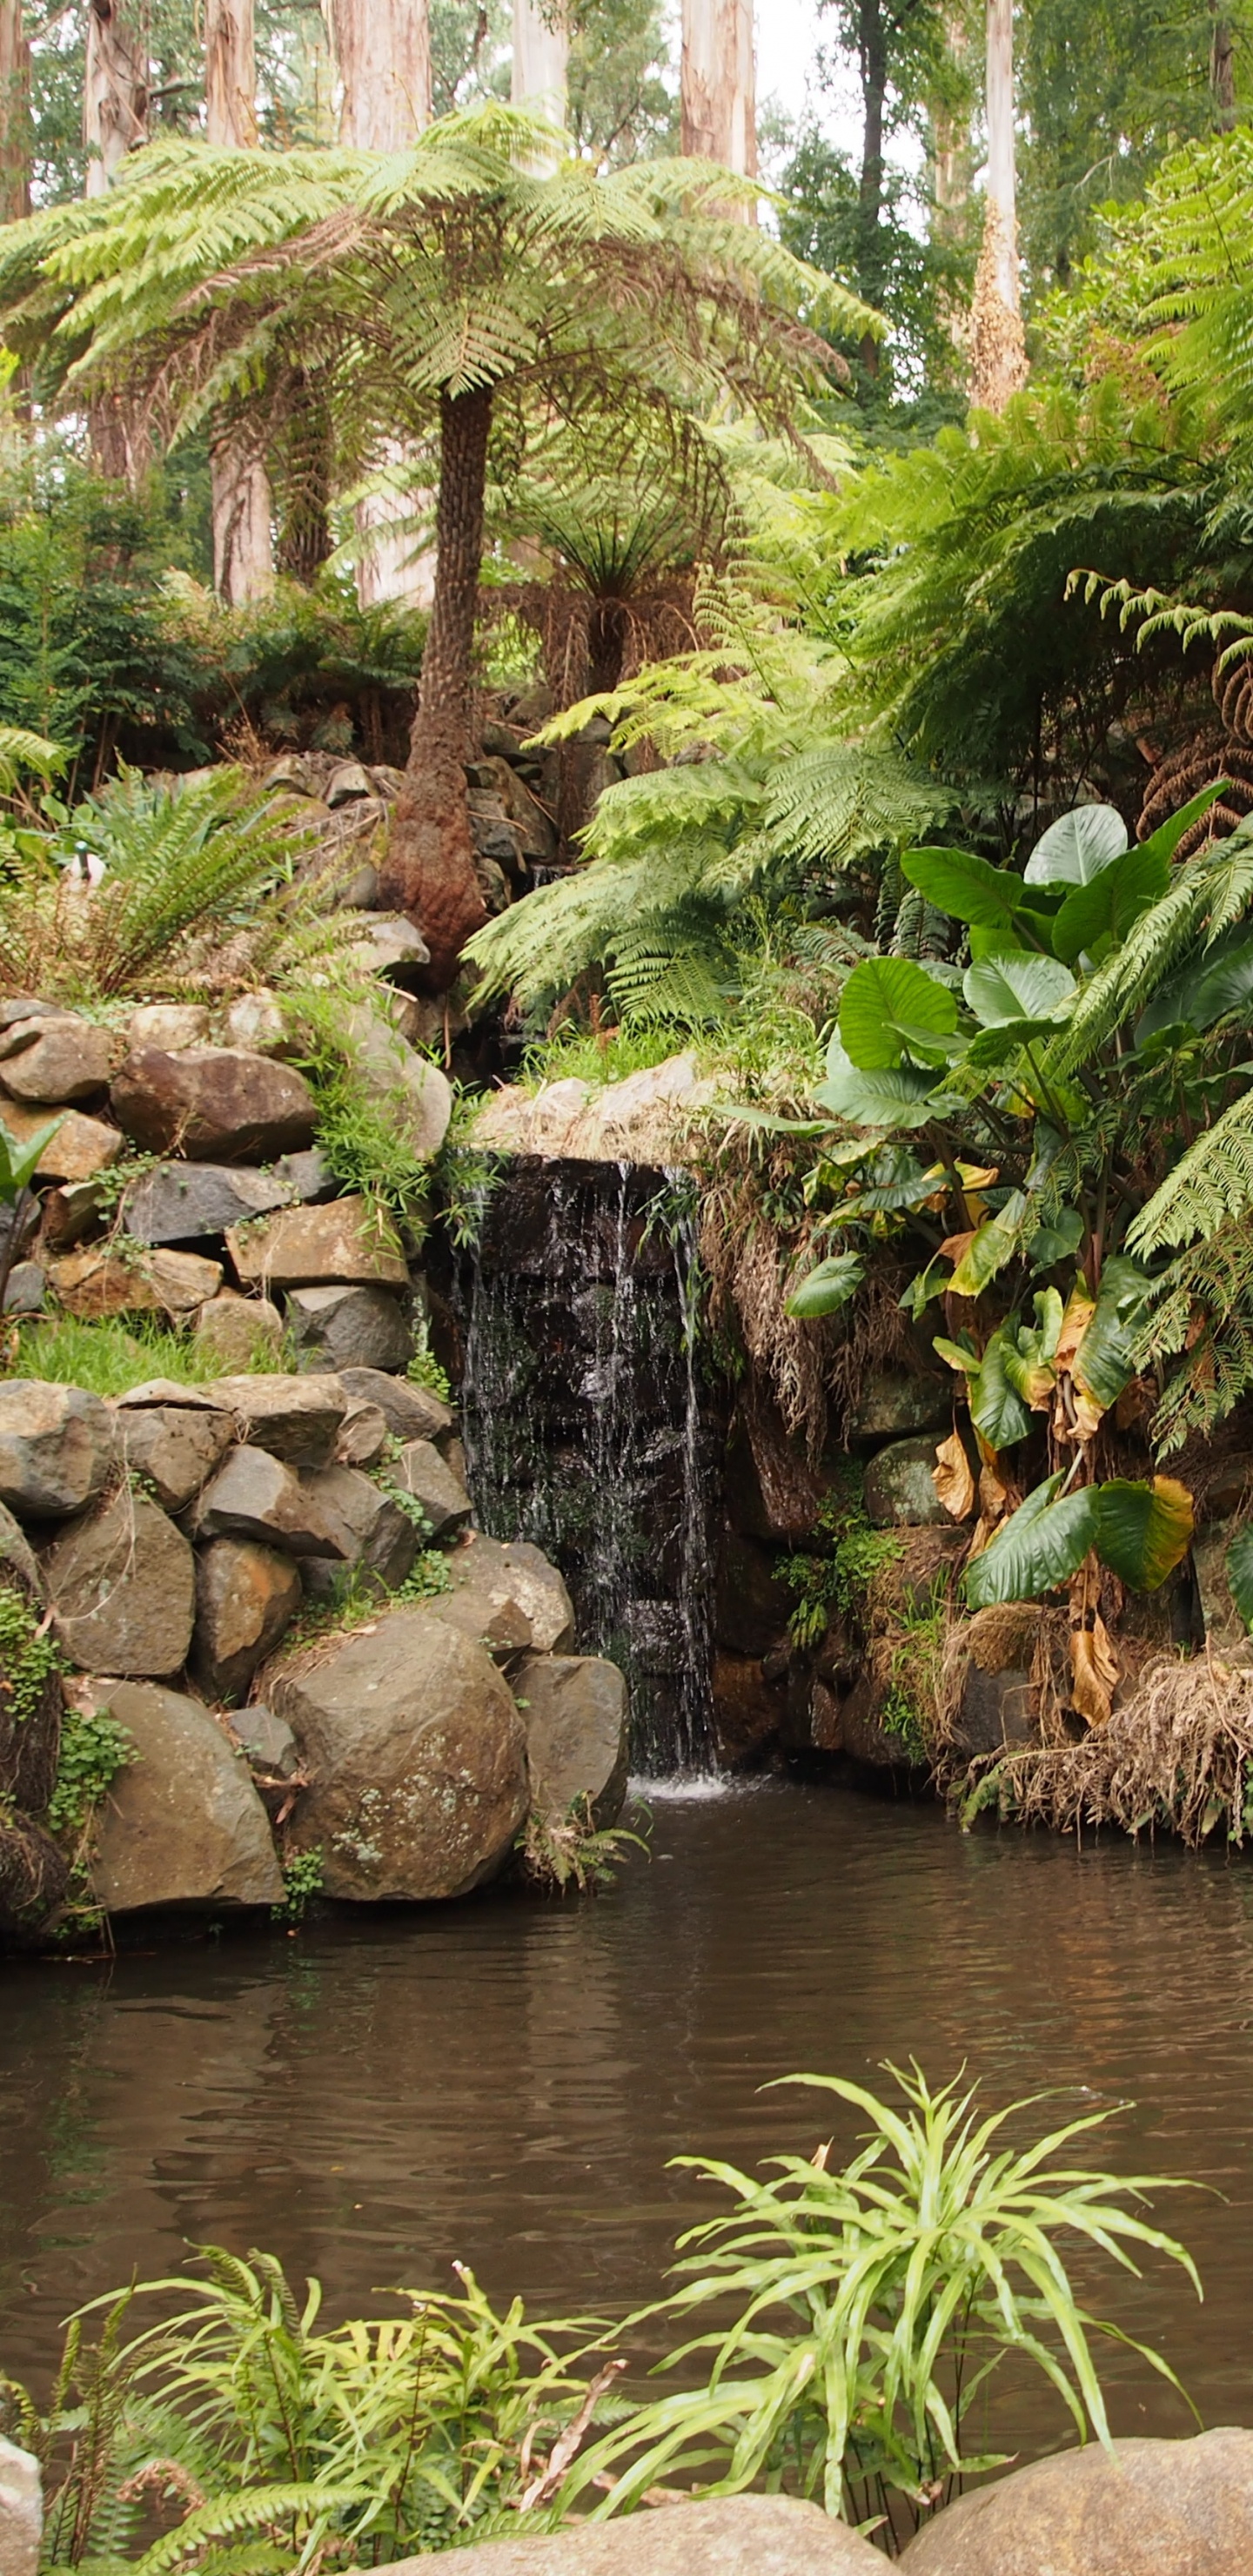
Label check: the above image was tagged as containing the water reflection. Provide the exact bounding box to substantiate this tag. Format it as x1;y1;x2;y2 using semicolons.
3;1782;1252;2445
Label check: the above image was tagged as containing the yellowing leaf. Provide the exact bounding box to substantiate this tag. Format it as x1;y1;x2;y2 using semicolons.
1069;1562;1119;1727
1054;1287;1096;1378
933;1432;976;1521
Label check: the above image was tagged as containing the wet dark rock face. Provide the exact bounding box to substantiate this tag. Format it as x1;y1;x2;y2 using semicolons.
456;1158;724;1774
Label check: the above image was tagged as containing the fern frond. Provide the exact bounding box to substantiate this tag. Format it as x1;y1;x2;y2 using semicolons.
1129;1087;1253;1254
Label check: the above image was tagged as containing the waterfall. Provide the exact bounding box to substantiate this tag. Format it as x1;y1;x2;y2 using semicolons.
456;1157;719;1775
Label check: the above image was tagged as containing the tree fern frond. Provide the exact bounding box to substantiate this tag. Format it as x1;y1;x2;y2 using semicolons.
1129;1087;1253;1254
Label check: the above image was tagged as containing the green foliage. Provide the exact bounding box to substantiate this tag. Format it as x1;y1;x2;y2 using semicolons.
405;1346;453;1404
0;1584;62;1728
781;1479;903;1649
273;1848;324;1927
13;1316;273;1398
286;982;432;1237
517;1797;649;1893
45;1705;137;1839
566;2065;1198;2550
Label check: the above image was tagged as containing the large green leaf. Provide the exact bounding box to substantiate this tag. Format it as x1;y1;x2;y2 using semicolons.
963;1473;1100;1607
1071;1256;1152;1410
1137;779;1228;869
1092;1478;1194;1591
1136;928;1253;1048
1024;804;1128;888
838;957;958;1070
814;1043;943;1132
1000;1289;1064;1405
968;1330;1032;1451
1027;1208;1084;1270
947;1189;1029;1298
964;953;1076;1028
0;1113;64;1203
901;846;1024;930
1052;840;1172;964
785;1252;867;1318
1226;1527;1253;1633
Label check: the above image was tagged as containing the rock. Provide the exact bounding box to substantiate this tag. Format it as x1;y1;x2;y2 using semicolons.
90;1682;283;1913
325;759;372;805
420;1585;533;1660
0;1499;43;1598
0;998;57;1029
274;1607;528;1900
344;912;431;983
847;1371;952;1442
337;1000;453;1158
204;1373;347;1466
446;1533;575;1654
897;2428;1253;2574
48;1244;223;1319
715;1530;793;1656
117;1401;233;1511
288;1282;412;1373
191;1540;303;1701
111;1046;318;1162
392;1438;472;1540
127;1003;211;1052
37;1178;106;1251
335;1399;389;1467
223;990;288;1054
271;1146;337;1203
515;1653;628;1825
3;1260;44;1314
123;1161;292;1245
44;1490;195;1674
712;1648;786;1764
297;1462;418;1599
115;1379;233;1412
471;1053;719;1167
1192;1528;1249;1656
953;1603;1043;1755
192;1291;285;1371
0;1382;115;1519
338;1366;452;1443
830;1673;917;1768
0;1102;121;1184
864;1436;955;1529
191;1445;348;1559
227;1197;409;1290
0;2436;41;2576
399;2494;882;2575
0;1520;61;1815
481;755;558;862
729;1391;828;1544
0;1014;119;1103
235;1701;299;1774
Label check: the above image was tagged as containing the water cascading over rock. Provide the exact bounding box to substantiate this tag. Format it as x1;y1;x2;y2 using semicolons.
456;1158;720;1774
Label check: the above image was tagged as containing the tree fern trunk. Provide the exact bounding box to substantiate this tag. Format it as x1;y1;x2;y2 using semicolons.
381;384;492;991
206;0;274;606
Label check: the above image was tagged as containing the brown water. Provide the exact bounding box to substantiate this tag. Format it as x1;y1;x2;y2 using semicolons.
3;1779;1252;2447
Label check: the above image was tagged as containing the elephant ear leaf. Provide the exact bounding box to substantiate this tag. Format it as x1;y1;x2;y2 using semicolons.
1024;804;1128;887
1093;1478;1194;1591
0;1113;63;1201
1071;1257;1152;1412
967;1328;1032;1451
785;1252;867;1318
814;1041;943;1131
963;952;1076;1027
963;1472;1099;1607
838;956;958;1070
1052;840;1171;964
947;1190;1029;1298
901;846;1024;929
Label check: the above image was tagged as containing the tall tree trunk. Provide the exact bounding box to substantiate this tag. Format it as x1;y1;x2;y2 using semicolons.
968;0;1026;410
379;386;491;989
327;0;433;610
680;0;756;216
512;0;567;127
84;0;147;197
855;0;888;368
0;0;30;224
931;8;974;240
205;0;273;604
326;0;431;150
1210;3;1236;126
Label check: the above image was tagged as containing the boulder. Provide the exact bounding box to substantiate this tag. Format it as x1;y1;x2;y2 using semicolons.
715;1529;793;1657
953;1603;1043;1756
481;754;559;861
223;990;288;1054
191;1445;348;1559
344;913;431;984
48;1244;223;1320
897;2428;1253;2574
115;1377;238;1412
90;1682;282;1913
204;1373;347;1467
126;1003;211;1052
392;1438;473;1540
43;1491;196;1676
123;1161;292;1245
0;1014;119;1103
0;1382;115;1519
191;1540;303;1701
227;1197;409;1290
471;1053;719;1168
395;2495;882;2575
116;1401;234;1511
325;758;372;805
420;1586;533;1661
233;1701;303;1815
274;1607;528;1900
271;1146;337;1203
0;1520;61;1815
338;1366;453;1443
335;1399;389;1468
863;1436;955;1529
0;998;57;1029
515;1654;628;1825
1192;1528;1249;1658
338;1000;453;1158
297;1461;418;1599
446;1534;575;1655
0;1499;43;1597
111;1046;318;1162
847;1371;952;1443
39;1178;108;1250
0;2436;41;2576
288;1282;412;1374
192;1291;285;1371
0;1102;121;1184
3;1261;44;1314
712;1648;787;1764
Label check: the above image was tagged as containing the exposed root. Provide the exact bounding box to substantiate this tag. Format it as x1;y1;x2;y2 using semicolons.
954;1650;1253;1845
0;1813;70;1935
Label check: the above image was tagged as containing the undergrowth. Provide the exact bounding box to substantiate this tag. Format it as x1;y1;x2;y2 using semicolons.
12;1316;274;1396
518;1796;649;1894
0;1584;61;1727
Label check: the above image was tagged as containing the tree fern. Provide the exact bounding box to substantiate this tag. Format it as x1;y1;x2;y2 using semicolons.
1129;1088;1253;1255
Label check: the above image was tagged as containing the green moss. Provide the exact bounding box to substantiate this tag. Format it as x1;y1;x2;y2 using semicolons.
0;1583;62;1727
45;1704;136;1836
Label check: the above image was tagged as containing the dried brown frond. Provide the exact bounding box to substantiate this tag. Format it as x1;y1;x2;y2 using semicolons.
954;1648;1253;1845
1137;724;1253;854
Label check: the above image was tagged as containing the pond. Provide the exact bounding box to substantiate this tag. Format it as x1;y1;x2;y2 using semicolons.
3;1779;1252;2455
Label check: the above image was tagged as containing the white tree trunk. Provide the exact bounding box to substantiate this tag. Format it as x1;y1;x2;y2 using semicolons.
681;0;755;208
326;0;431;151
205;0;273;604
326;0;434;609
968;0;1026;409
0;0;29;223
511;0;567;127
84;0;147;197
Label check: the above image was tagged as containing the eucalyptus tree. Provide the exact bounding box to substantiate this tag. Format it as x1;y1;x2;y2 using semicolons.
205;0;273;603
0;0;28;220
0;106;872;984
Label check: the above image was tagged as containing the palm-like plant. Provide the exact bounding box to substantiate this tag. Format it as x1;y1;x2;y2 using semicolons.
0;109;874;989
